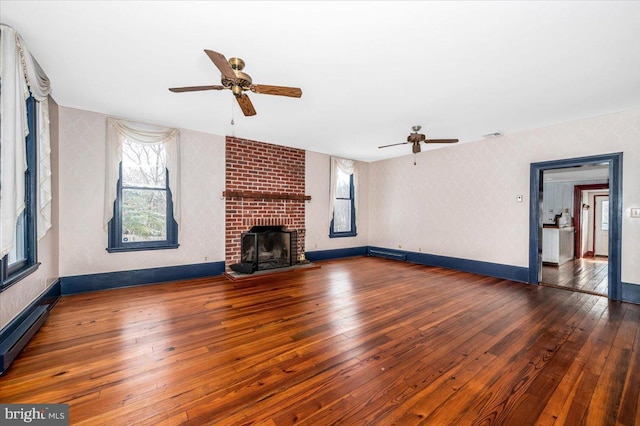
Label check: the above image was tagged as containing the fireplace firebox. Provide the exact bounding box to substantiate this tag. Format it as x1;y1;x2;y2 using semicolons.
234;226;297;273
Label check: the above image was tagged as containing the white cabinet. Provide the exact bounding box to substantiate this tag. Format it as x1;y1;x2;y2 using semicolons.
542;226;575;265
542;182;575;224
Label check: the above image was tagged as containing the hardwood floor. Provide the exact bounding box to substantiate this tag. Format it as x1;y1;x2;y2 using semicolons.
542;257;609;296
1;256;638;425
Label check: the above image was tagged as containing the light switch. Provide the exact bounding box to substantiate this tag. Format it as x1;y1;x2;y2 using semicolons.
516;195;523;203
631;208;640;218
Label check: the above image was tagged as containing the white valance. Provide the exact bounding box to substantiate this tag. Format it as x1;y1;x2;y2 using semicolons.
329;156;358;222
104;117;181;229
0;24;52;257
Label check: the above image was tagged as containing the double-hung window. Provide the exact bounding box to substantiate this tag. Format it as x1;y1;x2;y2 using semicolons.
330;157;357;238
107;129;179;252
1;96;39;289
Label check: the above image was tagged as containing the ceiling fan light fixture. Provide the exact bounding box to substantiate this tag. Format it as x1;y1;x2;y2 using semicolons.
232;85;243;96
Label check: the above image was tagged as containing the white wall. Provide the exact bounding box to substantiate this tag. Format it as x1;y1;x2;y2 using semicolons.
305;151;369;252
368;108;640;286
58;107;226;277
0;99;60;329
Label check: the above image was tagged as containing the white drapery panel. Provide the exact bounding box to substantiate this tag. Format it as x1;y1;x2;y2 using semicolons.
36;102;52;239
104;117;181;230
0;24;52;257
329;156;358;222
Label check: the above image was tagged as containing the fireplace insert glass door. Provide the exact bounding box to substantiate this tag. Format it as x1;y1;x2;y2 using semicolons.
241;226;296;271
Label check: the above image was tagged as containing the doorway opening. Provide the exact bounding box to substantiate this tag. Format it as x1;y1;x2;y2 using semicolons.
540;177;609;296
529;153;622;300
573;183;609;259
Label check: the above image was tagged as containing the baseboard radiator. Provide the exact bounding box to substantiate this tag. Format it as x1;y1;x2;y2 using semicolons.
0;306;48;374
367;248;407;261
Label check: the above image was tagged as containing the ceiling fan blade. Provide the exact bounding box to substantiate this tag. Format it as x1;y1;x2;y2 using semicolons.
425;139;459;144
236;94;257;116
252;84;303;98
204;49;236;80
378;141;410;149
169;85;226;93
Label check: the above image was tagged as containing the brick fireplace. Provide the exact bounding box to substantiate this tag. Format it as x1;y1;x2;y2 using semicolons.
225;136;307;272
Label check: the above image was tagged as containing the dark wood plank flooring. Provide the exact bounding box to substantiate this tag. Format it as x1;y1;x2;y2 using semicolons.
1;256;638;425
542;257;608;296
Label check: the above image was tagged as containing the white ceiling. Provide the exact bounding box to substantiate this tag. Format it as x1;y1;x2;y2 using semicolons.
3;1;640;162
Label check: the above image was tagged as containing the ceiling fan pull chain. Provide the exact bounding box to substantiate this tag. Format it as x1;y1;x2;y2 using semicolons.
230;96;235;126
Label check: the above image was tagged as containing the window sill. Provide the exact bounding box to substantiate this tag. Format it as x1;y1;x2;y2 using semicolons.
0;262;41;292
329;232;358;239
107;243;180;253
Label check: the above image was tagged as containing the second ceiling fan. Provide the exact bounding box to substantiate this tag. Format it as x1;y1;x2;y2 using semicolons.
169;49;302;116
379;126;458;153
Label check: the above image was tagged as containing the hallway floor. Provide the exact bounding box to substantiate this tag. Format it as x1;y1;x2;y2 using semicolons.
542;257;608;296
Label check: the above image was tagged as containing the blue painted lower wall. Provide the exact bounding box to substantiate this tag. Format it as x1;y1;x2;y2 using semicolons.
61;261;226;295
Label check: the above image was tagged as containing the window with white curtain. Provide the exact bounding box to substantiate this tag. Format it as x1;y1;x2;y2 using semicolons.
330;157;357;238
1;96;38;289
0;25;52;291
106;118;180;252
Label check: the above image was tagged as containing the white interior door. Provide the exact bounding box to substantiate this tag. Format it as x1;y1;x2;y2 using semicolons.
595;195;609;256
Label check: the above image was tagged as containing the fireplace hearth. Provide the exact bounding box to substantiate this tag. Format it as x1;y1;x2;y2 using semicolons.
232;226;297;273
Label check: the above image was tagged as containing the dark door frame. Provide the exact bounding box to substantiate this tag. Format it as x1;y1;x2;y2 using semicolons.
529;153;622;300
573;183;609;258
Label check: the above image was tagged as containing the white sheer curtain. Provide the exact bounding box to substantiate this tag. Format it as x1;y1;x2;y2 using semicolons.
103;117;181;229
0;24;52;257
329;156;358;222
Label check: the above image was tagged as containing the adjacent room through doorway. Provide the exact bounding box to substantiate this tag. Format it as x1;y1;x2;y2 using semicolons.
529;153;622;300
541;179;610;296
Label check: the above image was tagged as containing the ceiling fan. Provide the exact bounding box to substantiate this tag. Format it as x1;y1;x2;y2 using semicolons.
379;125;458;153
169;49;302;117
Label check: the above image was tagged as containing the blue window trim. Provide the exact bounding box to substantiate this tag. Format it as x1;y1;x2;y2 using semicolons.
1;96;40;292
107;163;179;252
330;173;357;238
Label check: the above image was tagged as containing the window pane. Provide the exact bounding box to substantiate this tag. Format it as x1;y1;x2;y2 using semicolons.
601;200;609;231
122;139;166;187
8;213;27;265
122;189;167;242
333;199;352;233
336;169;351;198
